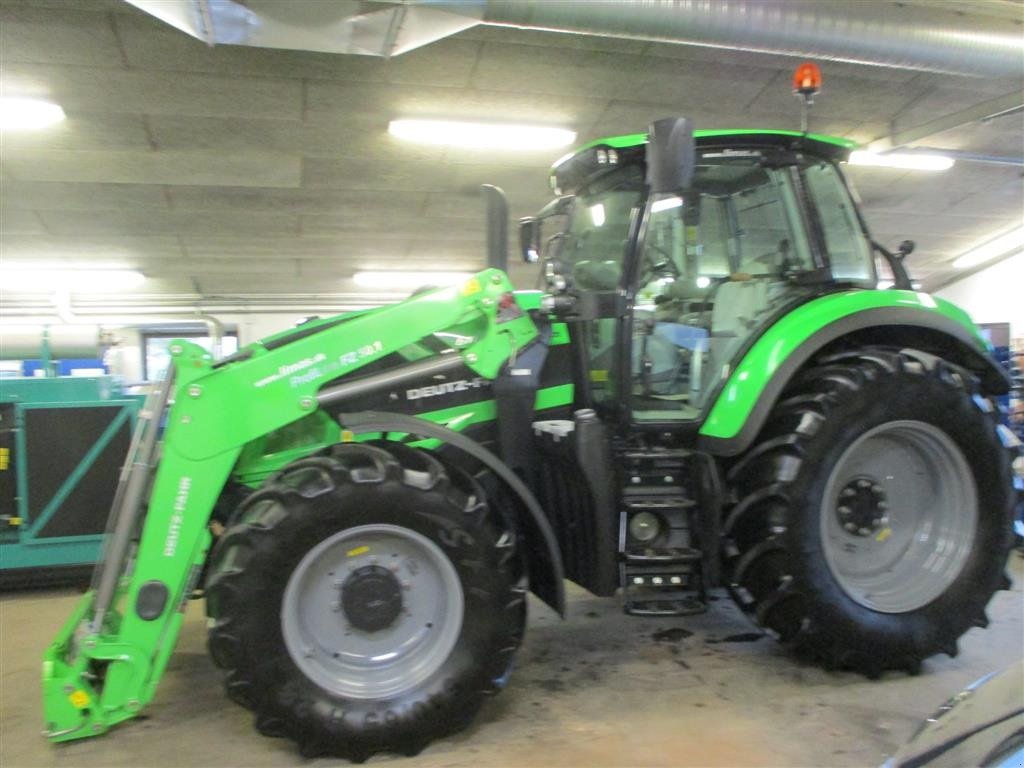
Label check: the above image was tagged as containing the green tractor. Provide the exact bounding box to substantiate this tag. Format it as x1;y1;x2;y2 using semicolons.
42;119;1019;761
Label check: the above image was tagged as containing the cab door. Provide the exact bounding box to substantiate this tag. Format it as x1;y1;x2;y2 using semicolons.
627;152;826;425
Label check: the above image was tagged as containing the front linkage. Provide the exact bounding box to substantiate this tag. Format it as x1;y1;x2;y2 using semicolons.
41;270;537;742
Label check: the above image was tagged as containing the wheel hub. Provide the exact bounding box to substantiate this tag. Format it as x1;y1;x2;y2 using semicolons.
282;523;465;699
821;420;978;614
341;565;404;632
836;477;889;536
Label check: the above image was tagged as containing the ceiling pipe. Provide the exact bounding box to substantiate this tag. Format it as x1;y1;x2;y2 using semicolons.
50;290;225;356
124;0;1024;78
462;1;1024;78
909;147;1024;167
3;290;411;315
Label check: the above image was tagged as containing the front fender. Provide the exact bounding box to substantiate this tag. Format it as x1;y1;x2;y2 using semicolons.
699;290;1010;456
337;411;566;616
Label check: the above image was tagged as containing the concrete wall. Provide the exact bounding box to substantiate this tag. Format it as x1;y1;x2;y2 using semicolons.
935;253;1024;335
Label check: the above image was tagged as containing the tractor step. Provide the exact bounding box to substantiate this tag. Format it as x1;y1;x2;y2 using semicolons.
623;496;695;509
617;446;708;617
624;546;702;564
624;596;706;616
621;561;707;615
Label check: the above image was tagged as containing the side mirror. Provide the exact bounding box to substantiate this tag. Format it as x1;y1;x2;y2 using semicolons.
519;217;541;263
645;117;696;194
897;240;915;258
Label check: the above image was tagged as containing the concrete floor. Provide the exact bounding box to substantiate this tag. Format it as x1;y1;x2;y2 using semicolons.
3;557;1022;768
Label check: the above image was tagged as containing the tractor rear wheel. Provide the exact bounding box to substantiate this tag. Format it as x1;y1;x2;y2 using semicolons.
723;347;1015;676
205;441;526;760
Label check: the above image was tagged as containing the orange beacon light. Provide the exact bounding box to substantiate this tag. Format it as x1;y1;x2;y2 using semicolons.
793;62;822;131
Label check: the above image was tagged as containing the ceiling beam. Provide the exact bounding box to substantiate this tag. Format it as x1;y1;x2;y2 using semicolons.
868;90;1024;152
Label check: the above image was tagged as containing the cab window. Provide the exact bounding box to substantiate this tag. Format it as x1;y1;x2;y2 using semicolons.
803;161;875;283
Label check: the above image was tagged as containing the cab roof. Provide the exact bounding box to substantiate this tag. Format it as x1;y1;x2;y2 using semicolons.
550;129;857;194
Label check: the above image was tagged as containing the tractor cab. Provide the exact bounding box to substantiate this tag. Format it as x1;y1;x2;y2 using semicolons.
523;125;876;429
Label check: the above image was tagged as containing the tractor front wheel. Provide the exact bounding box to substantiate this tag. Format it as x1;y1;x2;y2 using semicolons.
723;347;1015;676
205;441;525;760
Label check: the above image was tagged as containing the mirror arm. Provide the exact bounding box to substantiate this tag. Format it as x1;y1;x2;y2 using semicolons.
871;239;914;290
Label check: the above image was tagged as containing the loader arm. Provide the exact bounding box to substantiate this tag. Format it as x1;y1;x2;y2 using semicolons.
42;269;537;742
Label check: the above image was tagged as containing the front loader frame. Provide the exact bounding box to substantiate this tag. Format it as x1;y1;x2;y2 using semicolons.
42;270;538;742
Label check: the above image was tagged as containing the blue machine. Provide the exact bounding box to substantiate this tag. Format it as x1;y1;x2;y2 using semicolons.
978;324;1024;541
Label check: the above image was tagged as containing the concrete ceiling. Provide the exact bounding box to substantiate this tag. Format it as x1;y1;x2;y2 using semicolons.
1;0;1022;314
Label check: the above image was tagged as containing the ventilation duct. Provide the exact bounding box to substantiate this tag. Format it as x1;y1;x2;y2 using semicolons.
124;0;479;57
125;0;1024;78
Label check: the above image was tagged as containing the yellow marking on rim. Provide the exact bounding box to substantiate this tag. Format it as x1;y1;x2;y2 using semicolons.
346;545;370;558
875;528;892;542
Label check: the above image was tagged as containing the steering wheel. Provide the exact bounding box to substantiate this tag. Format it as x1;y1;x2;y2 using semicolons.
640;243;681;286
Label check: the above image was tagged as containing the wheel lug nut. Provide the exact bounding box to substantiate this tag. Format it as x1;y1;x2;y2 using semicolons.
844;522;857;533
879;516;889;526
871;484;884;494
838;505;852;517
842;488;856;498
401;580;411;590
858;527;871;536
877;502;889;511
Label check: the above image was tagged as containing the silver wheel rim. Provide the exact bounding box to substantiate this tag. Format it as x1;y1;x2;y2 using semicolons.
820;420;977;613
281;523;464;699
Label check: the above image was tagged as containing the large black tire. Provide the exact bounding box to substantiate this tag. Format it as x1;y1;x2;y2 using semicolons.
723;347;1015;676
205;441;526;760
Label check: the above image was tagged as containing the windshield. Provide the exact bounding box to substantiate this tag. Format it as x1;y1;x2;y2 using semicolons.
560;164;644;291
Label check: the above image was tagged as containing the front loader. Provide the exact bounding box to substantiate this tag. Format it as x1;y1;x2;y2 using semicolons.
43;115;1019;759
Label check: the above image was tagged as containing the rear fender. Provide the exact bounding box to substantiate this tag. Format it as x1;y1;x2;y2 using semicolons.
699;291;1011;457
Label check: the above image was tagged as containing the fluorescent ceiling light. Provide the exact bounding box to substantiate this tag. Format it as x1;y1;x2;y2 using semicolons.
876;280;894;290
589;204;605;227
651;196;683;213
0;98;66;130
352;271;472;290
848;151;954;171
388;119;576;150
952;225;1024;269
1;268;144;292
695;276;711;289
